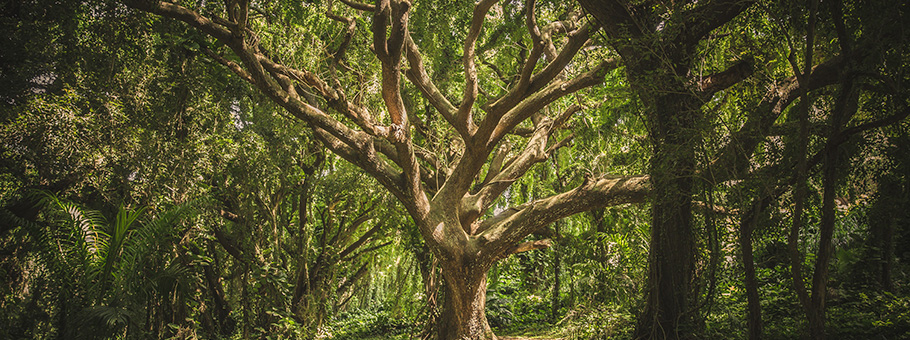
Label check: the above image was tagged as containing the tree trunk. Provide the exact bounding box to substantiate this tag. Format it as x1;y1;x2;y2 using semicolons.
740;199;765;340
437;262;496;340
636;174;695;339
870;218;895;291
634;95;699;340
551;219;561;322
416;242;441;338
202;260;234;335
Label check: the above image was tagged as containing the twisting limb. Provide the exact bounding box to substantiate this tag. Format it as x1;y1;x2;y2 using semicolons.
458;0;500;136
528;22;595;93
481;0;544;115
677;0;757;50
478;142;512;190
475;174;650;261
223;0;250;37
491;59;619;146
436;55;617;213
311;128;409;204
461;105;580;226
695;57;754;98
403;34;461;137
833;105;910;145
708;56;843;184
545;133;574;155
326;0;357;69
371;0;431;219
202;48;254;83
341;241;393;262
504;239;552;258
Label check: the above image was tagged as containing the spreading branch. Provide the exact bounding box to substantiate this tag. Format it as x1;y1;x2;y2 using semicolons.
476;174;649;260
708;56;844;184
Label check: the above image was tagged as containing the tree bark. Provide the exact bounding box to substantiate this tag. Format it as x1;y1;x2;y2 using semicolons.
202;259;235;335
808;57;859;340
437;261;496;340
636;154;696;340
635;95;699;340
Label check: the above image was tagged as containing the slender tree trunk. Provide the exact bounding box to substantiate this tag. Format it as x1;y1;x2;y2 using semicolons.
740;199;765;340
789;2;820;336
437;262;496;340
202;260;234;335
807;155;835;339
808;56;858;340
870;219;895;291
551;219;561;322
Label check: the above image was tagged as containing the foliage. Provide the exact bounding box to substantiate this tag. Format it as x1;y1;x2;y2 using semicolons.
320;307;413;340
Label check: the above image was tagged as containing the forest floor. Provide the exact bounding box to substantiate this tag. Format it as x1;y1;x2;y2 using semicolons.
498;328;565;340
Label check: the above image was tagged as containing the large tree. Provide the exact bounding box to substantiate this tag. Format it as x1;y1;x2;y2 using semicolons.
577;0;756;337
122;0;648;339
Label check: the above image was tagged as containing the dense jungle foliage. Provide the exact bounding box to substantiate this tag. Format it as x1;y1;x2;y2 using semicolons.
1;0;909;339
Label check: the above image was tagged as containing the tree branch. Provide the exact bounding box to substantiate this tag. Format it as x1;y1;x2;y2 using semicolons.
678;0;757;50
490;59;619;146
341;241;393;262
708;56;843;184
457;0;500;135
480;0;544;116
404;34;461;137
528;23;595;94
507;239;552;256
696;57;754;98
476;174;649;260
339;0;375;12
339;221;382;259
203;48;255;83
463;105;582;225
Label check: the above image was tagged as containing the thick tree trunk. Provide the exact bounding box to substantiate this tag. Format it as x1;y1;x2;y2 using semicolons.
634;97;698;340
437;262;496;340
638;168;697;336
636;173;695;339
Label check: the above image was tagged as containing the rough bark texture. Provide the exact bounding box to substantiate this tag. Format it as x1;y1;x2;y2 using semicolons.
438;263;496;340
635;95;699;340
